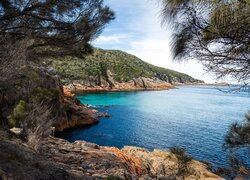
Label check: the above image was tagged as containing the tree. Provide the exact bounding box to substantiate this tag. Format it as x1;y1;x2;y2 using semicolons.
0;0;114;125
0;0;115;104
224;111;250;149
0;0;114;149
223;111;250;179
0;0;114;59
161;0;250;177
161;0;250;85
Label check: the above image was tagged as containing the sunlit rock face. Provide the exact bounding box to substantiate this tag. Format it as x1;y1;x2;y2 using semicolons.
0;129;224;180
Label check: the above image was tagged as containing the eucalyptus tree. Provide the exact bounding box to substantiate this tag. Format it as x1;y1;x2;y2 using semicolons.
161;0;250;85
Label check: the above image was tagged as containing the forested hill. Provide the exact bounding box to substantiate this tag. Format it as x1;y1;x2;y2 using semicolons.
48;48;203;86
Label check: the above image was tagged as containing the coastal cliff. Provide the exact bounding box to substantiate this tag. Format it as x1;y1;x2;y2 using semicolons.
0;58;223;180
54;92;99;132
0;129;224;180
48;49;203;92
0;68;224;179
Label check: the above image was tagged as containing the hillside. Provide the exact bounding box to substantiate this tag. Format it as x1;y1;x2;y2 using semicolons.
48;49;203;90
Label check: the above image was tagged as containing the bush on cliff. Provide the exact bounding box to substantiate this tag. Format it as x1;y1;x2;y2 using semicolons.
31;88;60;105
8;100;27;127
22;102;53;150
170;146;194;179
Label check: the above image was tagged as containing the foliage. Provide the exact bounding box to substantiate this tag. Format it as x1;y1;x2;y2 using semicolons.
7;95;55;149
161;0;250;85
0;0;114;127
48;48;202;83
222;111;250;179
224;112;250;149
170;146;194;179
215;155;249;179
0;0;114;59
28;70;41;82
161;1;250;175
31;88;60;104
8;100;27;127
21;102;53;150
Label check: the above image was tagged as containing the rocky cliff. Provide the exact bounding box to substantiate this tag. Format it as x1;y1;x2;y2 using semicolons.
0;129;224;180
0;63;224;180
48;49;203;92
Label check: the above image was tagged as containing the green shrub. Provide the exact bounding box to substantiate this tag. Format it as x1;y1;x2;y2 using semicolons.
28;70;41;81
8;100;27;127
31;87;59;104
170;146;194;179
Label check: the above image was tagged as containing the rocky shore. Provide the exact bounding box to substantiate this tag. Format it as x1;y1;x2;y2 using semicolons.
64;77;175;94
0;129;224;180
52;80;173;131
63;79;229;95
38;88;225;180
57;81;230;132
0;65;225;179
52;88;101;132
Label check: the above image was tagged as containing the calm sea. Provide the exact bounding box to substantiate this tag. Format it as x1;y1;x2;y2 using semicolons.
57;86;250;168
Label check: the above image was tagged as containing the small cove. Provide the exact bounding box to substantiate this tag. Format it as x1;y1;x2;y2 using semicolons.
57;86;250;168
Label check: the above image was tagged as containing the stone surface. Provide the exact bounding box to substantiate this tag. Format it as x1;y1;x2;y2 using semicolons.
64;77;175;94
0;129;224;180
122;146;224;180
54;96;100;131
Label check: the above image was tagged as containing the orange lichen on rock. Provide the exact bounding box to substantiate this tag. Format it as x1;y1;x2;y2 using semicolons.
63;87;75;97
104;147;144;176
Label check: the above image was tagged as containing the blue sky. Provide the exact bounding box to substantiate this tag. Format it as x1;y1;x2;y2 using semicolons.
92;0;216;83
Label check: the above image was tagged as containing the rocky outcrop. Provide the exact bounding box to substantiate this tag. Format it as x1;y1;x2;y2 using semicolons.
0;64;101;132
121;146;223;180
54;105;99;132
64;76;175;93
0;129;224;180
54;95;99;131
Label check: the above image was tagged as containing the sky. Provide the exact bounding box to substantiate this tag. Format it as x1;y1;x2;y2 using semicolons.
91;0;217;83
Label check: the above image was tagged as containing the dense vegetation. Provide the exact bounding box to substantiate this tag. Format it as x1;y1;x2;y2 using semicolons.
48;48;202;84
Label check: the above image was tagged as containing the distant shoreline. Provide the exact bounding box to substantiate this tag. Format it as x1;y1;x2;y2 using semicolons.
174;82;230;86
64;82;229;95
63;83;175;95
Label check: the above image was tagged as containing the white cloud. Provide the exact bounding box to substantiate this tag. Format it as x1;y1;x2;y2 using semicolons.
93;34;131;45
126;1;216;82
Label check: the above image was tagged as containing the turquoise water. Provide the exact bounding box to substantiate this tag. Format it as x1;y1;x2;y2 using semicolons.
57;86;250;168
